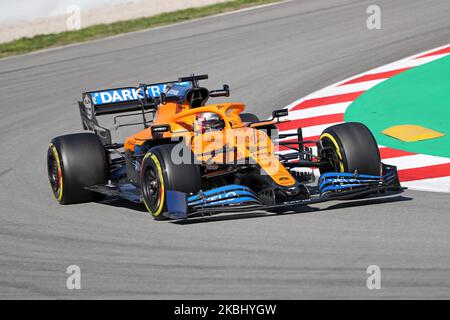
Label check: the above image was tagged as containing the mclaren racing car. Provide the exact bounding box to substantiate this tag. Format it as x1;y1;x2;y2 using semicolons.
47;74;403;220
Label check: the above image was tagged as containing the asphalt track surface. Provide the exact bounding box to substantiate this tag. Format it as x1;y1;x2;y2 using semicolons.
1;0;450;299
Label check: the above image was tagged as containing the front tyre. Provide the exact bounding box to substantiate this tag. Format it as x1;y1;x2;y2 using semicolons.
319;122;381;176
47;133;108;204
141;144;201;220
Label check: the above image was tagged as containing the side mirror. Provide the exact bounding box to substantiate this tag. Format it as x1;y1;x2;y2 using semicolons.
209;84;230;97
222;84;230;97
151;124;171;135
272;109;288;119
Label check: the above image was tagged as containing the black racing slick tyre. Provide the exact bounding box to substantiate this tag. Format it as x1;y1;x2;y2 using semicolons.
141;144;201;220
320;122;381;176
47;133;108;204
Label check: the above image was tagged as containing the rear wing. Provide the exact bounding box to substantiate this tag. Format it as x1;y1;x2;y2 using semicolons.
78;81;190;145
80;81;191;116
77;74;226;145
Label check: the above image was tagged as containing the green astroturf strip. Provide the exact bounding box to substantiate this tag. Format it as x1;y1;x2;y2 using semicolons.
345;54;450;158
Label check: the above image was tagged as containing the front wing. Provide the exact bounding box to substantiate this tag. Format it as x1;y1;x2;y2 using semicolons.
163;163;404;219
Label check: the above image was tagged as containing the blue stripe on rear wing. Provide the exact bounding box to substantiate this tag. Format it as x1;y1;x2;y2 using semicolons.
82;82;191;116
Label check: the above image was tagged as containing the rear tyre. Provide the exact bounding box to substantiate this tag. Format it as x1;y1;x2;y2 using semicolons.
47;133;108;204
319;122;381;176
141;144;201;220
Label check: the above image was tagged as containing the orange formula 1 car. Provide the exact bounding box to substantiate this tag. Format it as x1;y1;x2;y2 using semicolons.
47;75;403;220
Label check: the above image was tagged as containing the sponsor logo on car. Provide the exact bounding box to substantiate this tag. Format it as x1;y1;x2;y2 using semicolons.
90;82;190;105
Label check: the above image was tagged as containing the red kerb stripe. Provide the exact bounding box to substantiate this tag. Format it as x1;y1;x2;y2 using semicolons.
339;68;411;85
414;46;450;59
379;147;416;159
291;91;365;111
398;163;450;182
276;114;344;131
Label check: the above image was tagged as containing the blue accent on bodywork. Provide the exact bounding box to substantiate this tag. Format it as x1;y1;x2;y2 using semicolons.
187;185;258;202
166;191;188;219
319;172;382;181
318;167;398;195
158;165;401;219
319;178;383;191
164;83;192;100
90;82;191;105
187;184;260;209
198;196;259;208
321;183;376;193
161;185;260;219
188;190;259;206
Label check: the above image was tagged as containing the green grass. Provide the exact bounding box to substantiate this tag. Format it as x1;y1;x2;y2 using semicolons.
0;0;279;58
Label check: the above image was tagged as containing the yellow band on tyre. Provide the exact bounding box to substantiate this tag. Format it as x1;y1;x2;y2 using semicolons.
320;133;345;172
142;152;165;217
49;144;64;201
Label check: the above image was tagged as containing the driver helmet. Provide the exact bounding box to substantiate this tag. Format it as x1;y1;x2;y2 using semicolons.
195;112;224;132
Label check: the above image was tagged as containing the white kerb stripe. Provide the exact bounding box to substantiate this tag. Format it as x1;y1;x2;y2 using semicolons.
286;102;350;120
402;176;450;193
278;122;343;138
305;79;384;99
366;55;449;74
383;154;450;170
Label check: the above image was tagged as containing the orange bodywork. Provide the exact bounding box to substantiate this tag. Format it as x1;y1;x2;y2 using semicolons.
124;102;296;187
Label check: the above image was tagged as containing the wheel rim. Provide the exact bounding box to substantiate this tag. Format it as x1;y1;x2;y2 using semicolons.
48;153;62;198
143;165;161;212
321;137;343;173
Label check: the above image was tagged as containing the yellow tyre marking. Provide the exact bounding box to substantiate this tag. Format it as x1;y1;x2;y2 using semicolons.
49;144;64;202
320;133;345;172
142;152;165;217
